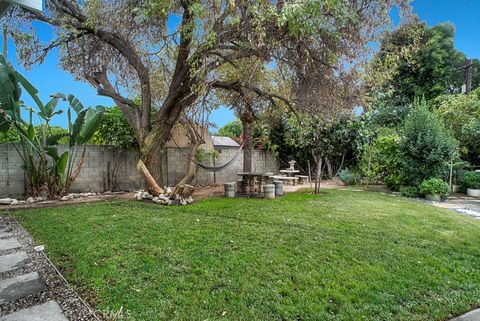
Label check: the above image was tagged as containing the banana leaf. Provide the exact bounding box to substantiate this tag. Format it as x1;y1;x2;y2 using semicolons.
40;95;65;120
0;55;20;122
46;133;68;146
13;70;45;114
77;107;104;144
69;109;87;147
45;146;59;160
67;94;85;114
57;151;69;174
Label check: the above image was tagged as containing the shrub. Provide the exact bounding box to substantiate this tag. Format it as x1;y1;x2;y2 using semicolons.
419;178;449;200
436;88;480;166
338;169;361;186
359;132;405;187
400;186;420;198
91;106;137;148
399;99;458;185
460;171;480;190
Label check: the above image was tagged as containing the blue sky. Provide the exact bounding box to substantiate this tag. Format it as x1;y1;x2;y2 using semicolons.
5;0;480;129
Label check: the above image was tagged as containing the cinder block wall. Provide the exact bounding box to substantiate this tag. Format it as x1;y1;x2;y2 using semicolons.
0;143;279;197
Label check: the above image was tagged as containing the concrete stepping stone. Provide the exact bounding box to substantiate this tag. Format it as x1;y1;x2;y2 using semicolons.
0;238;21;251
0;272;45;305
0;300;68;321
0;230;13;238
450;309;480;320
0;252;32;273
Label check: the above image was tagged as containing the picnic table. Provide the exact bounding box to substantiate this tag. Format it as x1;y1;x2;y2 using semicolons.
237;172;273;195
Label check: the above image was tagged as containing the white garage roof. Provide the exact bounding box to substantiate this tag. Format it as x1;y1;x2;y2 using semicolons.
211;136;240;148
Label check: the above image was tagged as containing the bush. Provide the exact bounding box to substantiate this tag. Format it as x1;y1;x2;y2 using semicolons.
338;169;361;186
436;88;480;166
399;99;458;185
400;186;420;198
91;106;137;148
359;132;405;187
460;171;480;190
419;178;449;200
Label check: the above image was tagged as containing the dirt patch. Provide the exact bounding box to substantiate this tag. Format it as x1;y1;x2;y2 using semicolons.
193;185;224;199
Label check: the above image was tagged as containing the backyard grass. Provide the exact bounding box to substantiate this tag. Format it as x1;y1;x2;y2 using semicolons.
8;190;480;321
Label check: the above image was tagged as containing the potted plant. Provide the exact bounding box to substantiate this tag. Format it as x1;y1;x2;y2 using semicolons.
420;178;449;201
460;172;480;197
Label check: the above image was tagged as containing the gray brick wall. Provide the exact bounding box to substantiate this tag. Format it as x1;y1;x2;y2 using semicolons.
0;143;279;197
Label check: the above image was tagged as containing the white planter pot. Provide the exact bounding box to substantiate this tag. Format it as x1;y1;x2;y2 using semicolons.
467;188;480;197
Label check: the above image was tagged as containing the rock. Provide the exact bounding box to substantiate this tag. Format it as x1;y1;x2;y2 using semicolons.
0;198;14;205
180;199;187;206
0;300;69;321
0;252;32;273
10;200;19;205
0;238;22;251
152;197;159;203
166;187;172;194
72;193;80;198
0;272;46;305
34;196;43;202
34;245;45;252
26;197;34;203
60;196;70;201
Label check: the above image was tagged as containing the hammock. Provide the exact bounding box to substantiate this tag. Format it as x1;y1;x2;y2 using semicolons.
195;142;244;172
172;136;245;172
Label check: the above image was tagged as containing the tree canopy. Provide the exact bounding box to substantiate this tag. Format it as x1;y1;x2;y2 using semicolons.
366;20;479;108
6;0;411;185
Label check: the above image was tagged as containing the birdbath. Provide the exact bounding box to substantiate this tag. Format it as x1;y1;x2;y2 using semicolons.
280;160;300;177
288;160;296;170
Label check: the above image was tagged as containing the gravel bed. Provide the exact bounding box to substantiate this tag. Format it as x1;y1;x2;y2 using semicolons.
0;215;101;321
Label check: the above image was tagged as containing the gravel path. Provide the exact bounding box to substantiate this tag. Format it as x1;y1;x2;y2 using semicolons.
0;215;100;321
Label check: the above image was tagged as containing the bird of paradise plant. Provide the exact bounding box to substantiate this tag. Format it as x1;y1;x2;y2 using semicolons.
0;55;104;197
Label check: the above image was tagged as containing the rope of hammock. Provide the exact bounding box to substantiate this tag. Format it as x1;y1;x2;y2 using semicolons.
171;135;245;172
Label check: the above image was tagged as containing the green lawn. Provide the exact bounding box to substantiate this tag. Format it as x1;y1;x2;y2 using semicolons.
9;190;480;321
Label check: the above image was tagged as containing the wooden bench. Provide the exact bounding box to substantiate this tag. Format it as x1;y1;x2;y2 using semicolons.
295;175;309;184
270;175;299;186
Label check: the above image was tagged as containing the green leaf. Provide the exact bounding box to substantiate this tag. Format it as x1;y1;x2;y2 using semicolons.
45;146;59;160
27;124;35;140
69;109;87;147
13;70;45;114
68;94;85;114
46;133;68;146
78;107;104;144
57;151;69;174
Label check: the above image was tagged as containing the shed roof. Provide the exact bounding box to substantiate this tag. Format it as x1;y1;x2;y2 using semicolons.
211;136;240;147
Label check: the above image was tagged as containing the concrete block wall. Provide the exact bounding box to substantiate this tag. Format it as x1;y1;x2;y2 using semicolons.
0;144;26;197
0;143;279;197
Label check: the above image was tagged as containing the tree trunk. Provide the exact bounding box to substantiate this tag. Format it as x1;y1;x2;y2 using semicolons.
242;119;253;172
325;157;333;178
137;159;164;196
171;142;199;195
313;153;322;194
334;152;346;177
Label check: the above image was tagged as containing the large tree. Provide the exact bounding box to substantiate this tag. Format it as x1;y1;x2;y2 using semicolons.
6;0;410;190
366;20;479;108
